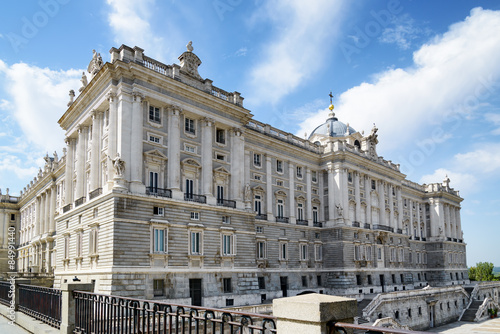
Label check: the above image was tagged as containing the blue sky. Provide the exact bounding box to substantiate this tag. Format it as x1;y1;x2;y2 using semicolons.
1;0;500;267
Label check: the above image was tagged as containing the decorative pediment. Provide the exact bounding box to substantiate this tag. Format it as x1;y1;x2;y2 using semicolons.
253;185;265;193
144;149;167;166
213;166;230;175
275;190;287;198
311;198;321;204
182;158;201;167
295;195;306;202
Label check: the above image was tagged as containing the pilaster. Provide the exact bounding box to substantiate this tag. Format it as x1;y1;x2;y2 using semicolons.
107;92;117;190
306;167;312;226
354;172;361;224
167;106;182;198
130;92;145;193
288;162;295;224
90;110;103;192
266;156;273;221
201;118;215;204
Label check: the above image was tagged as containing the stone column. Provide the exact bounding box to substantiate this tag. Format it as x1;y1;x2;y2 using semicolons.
364;176;372;225
397;187;403;232
354;172;361;223
39;194;45;235
201;118;214;203
107;92;117;189
130;93;145;193
230;128;244;206
318;170;325;222
327;164;335;223
49;184;56;233
266;156;274;221
44;190;50;234
388;184;394;229
333;167;341;221
409;199;413;234
456;207;462;239
378;180;386;226
75;126;87;200
60;283;94;334
289;162;295;224
445;204;451;238
64;138;75;206
167;106;181;197
306;168;312;226
90;111;102;192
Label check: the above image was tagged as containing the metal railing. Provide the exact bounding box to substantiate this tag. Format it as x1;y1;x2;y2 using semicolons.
275;217;289;223
296;219;308;226
89;187;102;200
62;203;72;213
330;322;427;334
73;291;277;334
0;281;10;306
217;198;236;208
364;223;371;229
373;224;394;232
313;221;323;227
18;284;62;329
146;187;172;198
255;214;267;220
184;193;207;204
75;196;86;207
352;221;360;227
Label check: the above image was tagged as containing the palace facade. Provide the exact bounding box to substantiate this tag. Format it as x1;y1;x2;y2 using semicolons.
10;43;467;307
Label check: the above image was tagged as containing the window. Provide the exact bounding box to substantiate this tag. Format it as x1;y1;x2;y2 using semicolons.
257;241;266;259
254;174;262;181
253;153;261;167
217;185;224;201
392;274;396;284
223;278;232;293
371;180;376;190
190;212;199;220
297;203;304;220
301;276;307;287
300;244;308;261
356;275;361;285
312;171;317;183
10;214;16;221
216;153;226;161
315;244;323;261
149;135;160;143
190;231;201;255
222;234;234;256
153;279;164;296
296;166;303;178
378;247;382;260
154;206;164;216
312;207;319;223
226;299;234;306
276;179;283;186
277;199;284;218
348;172;353;183
184;144;196;153
149;106;161;123
149;172;158;192
185;179;194;196
273;160;282;174
152;228;167;253
222;216;230;224
89;228;98;255
279;242;288;260
93;208;98;218
254;195;262;215
317;275;322;286
185;117;195;135
367;275;372;285
256;226;263;233
215;128;225;144
258;276;265;289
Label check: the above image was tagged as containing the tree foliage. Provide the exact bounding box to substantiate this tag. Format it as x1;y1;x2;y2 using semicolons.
468;262;498;281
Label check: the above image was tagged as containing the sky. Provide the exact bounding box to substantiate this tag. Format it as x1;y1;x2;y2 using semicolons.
1;0;500;267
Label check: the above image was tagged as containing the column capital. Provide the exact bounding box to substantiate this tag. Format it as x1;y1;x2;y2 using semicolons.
76;124;88;133
64;137;76;145
202;117;215;126
90;109;103;119
230;127;243;137
167;104;182;116
132;91;145;102
106;91;117;102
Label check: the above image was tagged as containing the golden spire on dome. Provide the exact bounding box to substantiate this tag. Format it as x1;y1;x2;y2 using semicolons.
328;91;335;117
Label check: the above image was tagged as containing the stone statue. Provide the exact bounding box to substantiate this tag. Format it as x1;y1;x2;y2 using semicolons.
53;151;58;162
336;203;343;217
79;72;88;92
111;153;125;177
88;49;104;78
244;183;251;202
67;90;75;107
187;41;194;52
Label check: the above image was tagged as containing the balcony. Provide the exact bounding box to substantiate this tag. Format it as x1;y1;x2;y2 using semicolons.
352;221;360;227
184;193;206;204
414;236;420;241
397;228;403;234
421;237;427;241
373;224;394;232
216;198;236;208
364;223;371;229
74;196;86;208
255;214;267;220
313;221;323;227
296;219;308;226
146;187;172;198
276;217;289;224
62;204;72;213
89;188;102;200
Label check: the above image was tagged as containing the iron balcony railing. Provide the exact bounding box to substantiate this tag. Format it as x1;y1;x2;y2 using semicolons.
62;203;72;213
73;291;277;334
0;281;10;306
373;224;394;232
364;223;371;229
75;196;86;207
18;284;62;329
217;199;236;208
313;221;323;227
89;187;102;200
329;321;428;334
275;217;289;223
184;193;207;204
296;219;308;226
255;214;267;220
352;221;360;227
146;187;172;198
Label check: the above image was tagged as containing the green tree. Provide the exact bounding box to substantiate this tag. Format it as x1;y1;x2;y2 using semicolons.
468;262;497;281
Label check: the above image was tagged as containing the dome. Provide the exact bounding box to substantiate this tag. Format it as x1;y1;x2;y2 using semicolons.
308;115;356;139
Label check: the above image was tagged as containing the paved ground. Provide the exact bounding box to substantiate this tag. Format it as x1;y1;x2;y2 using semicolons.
0;314;30;334
426;317;500;333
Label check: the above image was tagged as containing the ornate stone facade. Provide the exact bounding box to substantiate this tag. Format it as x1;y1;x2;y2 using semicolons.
11;44;468;310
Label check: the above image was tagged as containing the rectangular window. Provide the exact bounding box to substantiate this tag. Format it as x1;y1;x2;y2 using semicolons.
317;275;322;286
10;214;16;221
253;153;261;167
254;196;262;215
297;203;304;221
185;117;196;134
223;278;232;293
315;244;323;261
153;206;164;216
190;231;201;255
296;166;303;178
279;242;287;260
222;234;234;256
301;276;307;287
256;226;263;233
153;279;164;296
277;199;284;218
216;128;225;144
257;241;266;259
258;276;265;289
313;207;319;223
216;153;226;161
149;106;161;123
222;216;230;224
149;172;158;192
371;180;376;190
356;274;361;285
276;179;283;186
149;135;160;143
300;244;308;261
354;245;360;260
185;179;194;196
312;171;317;183
276;160;283;173
217;185;224;201
153;228;167;253
184;144;196;153
367;275;372;285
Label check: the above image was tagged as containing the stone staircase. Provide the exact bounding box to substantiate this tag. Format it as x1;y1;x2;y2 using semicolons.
357;297;374;324
461;300;483;322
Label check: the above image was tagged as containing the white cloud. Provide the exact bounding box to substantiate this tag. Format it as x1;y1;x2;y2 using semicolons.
485;113;500;135
106;0;179;63
419;168;476;196
0;99;11;110
297;7;500;153
247;0;348;106
379;14;429;50
0;60;81;153
454;144;500;173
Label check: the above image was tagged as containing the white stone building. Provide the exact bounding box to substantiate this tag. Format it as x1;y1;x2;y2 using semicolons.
12;43;468;308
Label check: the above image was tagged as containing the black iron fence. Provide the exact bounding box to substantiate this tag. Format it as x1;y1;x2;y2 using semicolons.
0;281;11;306
184;193;207;204
330;322;428;334
89;187;103;200
146;187;172;198
74;291;277;334
18;284;62;329
216;198;236;208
